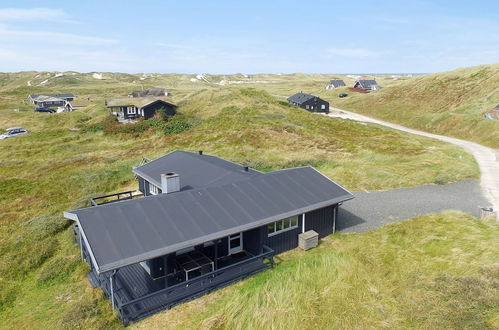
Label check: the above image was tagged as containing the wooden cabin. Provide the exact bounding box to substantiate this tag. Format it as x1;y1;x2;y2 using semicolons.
287;92;330;113
353;79;380;91
64;150;353;325
325;79;346;89
106;97;176;120
129;88;168;98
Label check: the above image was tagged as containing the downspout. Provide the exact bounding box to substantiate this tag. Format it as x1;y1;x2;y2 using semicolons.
79;229;84;261
302;213;306;233
333;206;337;234
110;270;117;311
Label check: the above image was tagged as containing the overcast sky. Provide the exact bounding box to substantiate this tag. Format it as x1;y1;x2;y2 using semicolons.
0;0;498;74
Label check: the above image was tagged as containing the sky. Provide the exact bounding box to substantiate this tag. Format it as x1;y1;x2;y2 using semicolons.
0;0;498;74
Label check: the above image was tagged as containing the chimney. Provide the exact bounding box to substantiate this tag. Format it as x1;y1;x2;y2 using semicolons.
243;166;249;172
161;172;180;194
198;150;203;155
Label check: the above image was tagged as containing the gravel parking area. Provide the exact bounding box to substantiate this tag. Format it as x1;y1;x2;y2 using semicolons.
337;179;489;233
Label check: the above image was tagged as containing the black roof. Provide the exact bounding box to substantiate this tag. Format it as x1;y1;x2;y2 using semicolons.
133;150;260;189
327;80;346;88
65;155;353;273
129;88;166;98
30;93;74;99
355;80;379;89
287;92;317;105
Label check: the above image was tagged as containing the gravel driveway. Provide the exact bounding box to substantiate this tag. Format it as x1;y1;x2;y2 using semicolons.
328;108;499;217
337;179;488;233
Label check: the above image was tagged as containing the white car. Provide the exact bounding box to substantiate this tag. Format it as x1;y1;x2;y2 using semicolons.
0;127;29;140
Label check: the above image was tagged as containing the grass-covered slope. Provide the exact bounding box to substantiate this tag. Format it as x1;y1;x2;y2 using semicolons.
335;63;499;148
136;212;499;329
0;74;482;328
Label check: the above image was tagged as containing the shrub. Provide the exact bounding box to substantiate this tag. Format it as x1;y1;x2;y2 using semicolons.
81;122;103;133
164;116;193;135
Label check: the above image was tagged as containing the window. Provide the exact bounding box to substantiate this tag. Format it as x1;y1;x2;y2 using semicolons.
267;216;299;236
149;184;159;195
128;106;136;114
321;104;326;109
305;105;310;109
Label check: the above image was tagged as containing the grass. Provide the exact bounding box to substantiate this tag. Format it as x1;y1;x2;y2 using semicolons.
0;70;485;329
334;63;499;148
134;211;499;329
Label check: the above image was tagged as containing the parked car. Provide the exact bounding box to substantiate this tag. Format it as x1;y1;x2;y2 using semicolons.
35;106;55;113
339;93;348;98
0;127;29;140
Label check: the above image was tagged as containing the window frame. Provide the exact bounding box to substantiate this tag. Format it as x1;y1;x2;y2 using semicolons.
149;183;159;195
127;106;137;114
267;215;299;237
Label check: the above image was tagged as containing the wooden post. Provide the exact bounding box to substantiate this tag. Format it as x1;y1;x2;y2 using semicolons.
79;229;84;261
164;255;168;288
214;240;218;270
110;270;117;311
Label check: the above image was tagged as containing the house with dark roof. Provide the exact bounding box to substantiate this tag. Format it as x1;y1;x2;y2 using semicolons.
64;150;353;325
106;97;176;120
28;93;75;110
325;79;346;90
129;88;168;98
287;92;330;113
484;105;499;120
353;79;381;91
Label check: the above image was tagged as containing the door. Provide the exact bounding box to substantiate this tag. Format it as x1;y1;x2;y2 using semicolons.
228;233;243;254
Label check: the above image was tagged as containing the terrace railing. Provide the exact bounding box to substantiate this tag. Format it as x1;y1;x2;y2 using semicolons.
89;190;143;206
115;245;275;325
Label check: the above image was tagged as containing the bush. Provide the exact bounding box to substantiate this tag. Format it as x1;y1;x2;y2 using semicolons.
81;122;103;133
164;116;193;135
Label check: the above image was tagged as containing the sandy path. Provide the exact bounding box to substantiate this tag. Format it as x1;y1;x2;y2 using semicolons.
328;107;499;219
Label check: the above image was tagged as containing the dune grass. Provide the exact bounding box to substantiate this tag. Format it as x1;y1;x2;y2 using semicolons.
334;63;499;148
0;72;485;329
134;211;499;329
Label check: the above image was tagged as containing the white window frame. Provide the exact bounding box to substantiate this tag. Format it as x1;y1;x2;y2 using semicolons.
149;183;159;195
267;216;299;237
228;233;243;254
305;105;310;109
321;104;326;109
127;106;136;114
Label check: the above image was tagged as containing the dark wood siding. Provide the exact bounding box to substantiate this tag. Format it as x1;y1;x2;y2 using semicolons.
138;177;146;194
218;237;229;257
262;214;303;254
243;227;263;255
301;98;329;113
142;102;176;120
305;205;336;237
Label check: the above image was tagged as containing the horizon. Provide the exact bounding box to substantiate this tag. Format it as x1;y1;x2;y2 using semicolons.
0;1;498;74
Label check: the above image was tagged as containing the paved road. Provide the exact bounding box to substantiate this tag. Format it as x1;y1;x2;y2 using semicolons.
328;108;499;220
337;179;488;233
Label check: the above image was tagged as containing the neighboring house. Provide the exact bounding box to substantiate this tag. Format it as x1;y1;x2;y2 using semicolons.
106;97;176;120
287;92;330;113
325;79;346;89
484;105;499;120
353;79;381;91
28;93;75;110
64;150;354;325
129;88;168;98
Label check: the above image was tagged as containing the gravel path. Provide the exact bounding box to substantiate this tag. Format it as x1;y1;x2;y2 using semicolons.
328;107;499;219
337;179;488;233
